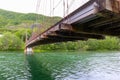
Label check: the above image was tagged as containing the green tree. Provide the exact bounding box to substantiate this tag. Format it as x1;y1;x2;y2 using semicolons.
0;32;23;50
86;37;120;51
15;29;31;42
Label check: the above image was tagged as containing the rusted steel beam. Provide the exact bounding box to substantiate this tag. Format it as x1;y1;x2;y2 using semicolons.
105;24;120;31
58;23;120;36
26;34;46;46
27;32;88;47
54;30;105;39
85;17;120;29
108;0;120;13
84;17;120;28
93;22;120;31
72;24;120;36
27;37;86;47
47;35;88;41
47;30;105;40
48;35;88;41
94;0;120;13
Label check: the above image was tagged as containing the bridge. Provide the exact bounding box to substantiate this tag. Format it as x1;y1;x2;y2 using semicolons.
26;0;120;47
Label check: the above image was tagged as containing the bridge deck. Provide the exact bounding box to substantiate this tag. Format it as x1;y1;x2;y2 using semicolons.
26;0;120;47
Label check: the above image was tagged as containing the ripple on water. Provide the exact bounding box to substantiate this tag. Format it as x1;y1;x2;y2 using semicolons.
46;52;120;80
1;51;120;80
0;52;31;80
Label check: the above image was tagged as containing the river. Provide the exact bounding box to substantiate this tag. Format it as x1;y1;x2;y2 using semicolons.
0;51;120;80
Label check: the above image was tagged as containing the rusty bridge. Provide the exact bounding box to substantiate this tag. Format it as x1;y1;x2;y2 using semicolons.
26;0;120;47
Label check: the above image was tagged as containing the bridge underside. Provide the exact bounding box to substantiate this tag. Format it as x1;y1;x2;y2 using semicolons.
26;0;120;47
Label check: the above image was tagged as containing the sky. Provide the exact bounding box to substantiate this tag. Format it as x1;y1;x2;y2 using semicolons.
0;0;89;17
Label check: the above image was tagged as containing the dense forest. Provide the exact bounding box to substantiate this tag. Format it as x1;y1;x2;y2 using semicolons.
0;9;120;51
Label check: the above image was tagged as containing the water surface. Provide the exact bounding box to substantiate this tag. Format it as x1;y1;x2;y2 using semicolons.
0;51;120;80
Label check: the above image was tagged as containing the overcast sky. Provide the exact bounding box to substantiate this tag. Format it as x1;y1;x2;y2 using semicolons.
0;0;89;17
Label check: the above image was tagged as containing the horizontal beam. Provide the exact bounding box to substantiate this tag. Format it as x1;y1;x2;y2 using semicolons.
47;35;88;41
27;37;86;47
59;23;120;36
54;30;105;39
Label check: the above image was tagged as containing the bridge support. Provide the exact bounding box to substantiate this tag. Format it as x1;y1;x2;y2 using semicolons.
24;47;33;55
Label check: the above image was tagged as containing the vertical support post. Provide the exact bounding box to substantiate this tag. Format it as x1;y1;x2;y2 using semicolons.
24;47;33;55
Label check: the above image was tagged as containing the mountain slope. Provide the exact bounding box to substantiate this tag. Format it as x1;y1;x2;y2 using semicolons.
0;9;61;30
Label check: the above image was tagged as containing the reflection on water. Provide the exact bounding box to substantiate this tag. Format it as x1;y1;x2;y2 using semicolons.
0;51;120;80
26;54;54;80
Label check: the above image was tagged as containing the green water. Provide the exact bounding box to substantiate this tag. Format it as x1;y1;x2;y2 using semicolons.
0;51;120;80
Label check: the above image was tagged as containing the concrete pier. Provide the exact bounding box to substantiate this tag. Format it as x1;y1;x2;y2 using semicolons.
24;47;33;54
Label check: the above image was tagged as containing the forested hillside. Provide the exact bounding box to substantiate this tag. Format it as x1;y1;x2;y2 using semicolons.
0;9;61;29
